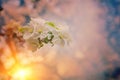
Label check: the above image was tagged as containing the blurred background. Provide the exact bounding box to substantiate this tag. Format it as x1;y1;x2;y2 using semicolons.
0;0;120;80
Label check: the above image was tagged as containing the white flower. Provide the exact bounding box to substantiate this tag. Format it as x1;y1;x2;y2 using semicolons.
19;18;71;51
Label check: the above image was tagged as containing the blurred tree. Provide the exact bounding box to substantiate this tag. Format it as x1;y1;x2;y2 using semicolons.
0;0;3;11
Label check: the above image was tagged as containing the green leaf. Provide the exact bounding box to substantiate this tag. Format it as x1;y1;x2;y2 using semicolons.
45;22;59;30
49;35;54;41
48;31;52;34
18;27;33;33
38;38;44;47
43;37;49;44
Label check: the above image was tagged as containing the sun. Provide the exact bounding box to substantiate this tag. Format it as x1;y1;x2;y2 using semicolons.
9;66;32;80
14;68;30;79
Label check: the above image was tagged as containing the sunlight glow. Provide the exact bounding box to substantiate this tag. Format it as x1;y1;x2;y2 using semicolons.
10;66;32;80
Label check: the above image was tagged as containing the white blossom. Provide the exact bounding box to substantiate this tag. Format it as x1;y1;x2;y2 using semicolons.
19;18;71;51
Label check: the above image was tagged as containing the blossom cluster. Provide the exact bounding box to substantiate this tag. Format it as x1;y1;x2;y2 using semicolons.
19;18;71;51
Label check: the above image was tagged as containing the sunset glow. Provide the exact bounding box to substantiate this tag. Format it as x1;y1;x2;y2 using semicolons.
9;66;32;80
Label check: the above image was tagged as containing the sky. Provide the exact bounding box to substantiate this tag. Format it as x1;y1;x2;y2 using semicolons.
0;0;120;80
